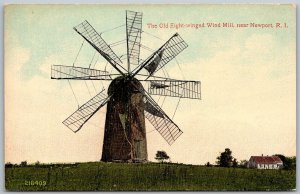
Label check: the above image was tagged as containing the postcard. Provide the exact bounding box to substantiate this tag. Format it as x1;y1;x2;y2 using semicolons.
4;4;296;191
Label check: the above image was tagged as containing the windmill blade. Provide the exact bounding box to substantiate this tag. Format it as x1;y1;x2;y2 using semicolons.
144;50;164;76
131;33;188;77
126;10;142;70
147;80;201;99
51;65;112;80
144;100;164;118
143;93;183;145
63;89;110;133
73;20;125;75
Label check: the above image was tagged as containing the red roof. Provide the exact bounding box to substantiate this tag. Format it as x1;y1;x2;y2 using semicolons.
250;156;283;164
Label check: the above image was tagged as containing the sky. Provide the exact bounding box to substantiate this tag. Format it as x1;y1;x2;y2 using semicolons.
5;4;296;165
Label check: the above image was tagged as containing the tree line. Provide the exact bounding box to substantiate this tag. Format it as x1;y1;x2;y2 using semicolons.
205;148;296;170
5;149;296;170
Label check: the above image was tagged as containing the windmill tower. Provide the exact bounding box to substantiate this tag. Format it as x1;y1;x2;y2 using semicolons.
51;10;201;163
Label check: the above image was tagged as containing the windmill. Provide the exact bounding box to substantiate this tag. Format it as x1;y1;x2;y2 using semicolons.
51;10;201;163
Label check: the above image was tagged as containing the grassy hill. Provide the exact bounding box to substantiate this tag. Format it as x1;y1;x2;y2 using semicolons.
5;162;296;191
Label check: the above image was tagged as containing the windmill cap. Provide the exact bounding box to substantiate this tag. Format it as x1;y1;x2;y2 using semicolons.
108;76;144;95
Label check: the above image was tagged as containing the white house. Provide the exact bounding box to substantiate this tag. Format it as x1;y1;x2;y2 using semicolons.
247;155;283;169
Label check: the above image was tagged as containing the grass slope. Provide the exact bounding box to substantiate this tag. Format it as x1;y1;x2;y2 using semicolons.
5;162;296;191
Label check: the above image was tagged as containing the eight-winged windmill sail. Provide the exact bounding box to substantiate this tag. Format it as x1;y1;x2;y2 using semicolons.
51;10;201;163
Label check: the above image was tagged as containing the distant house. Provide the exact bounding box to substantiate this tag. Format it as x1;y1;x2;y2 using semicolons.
247;155;283;169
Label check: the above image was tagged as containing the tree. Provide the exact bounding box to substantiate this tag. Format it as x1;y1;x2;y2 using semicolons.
155;151;170;163
216;148;234;167
205;162;211;167
288;156;296;170
239;160;248;168
275;154;296;170
232;158;238;168
35;161;40;166
20;161;27;167
5;162;13;168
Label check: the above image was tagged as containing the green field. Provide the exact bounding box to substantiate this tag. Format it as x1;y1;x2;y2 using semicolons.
5;162;296;191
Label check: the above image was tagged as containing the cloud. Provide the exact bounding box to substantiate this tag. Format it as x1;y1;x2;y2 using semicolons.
5;44;107;164
244;33;274;54
153;33;295;164
5;46;31;75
